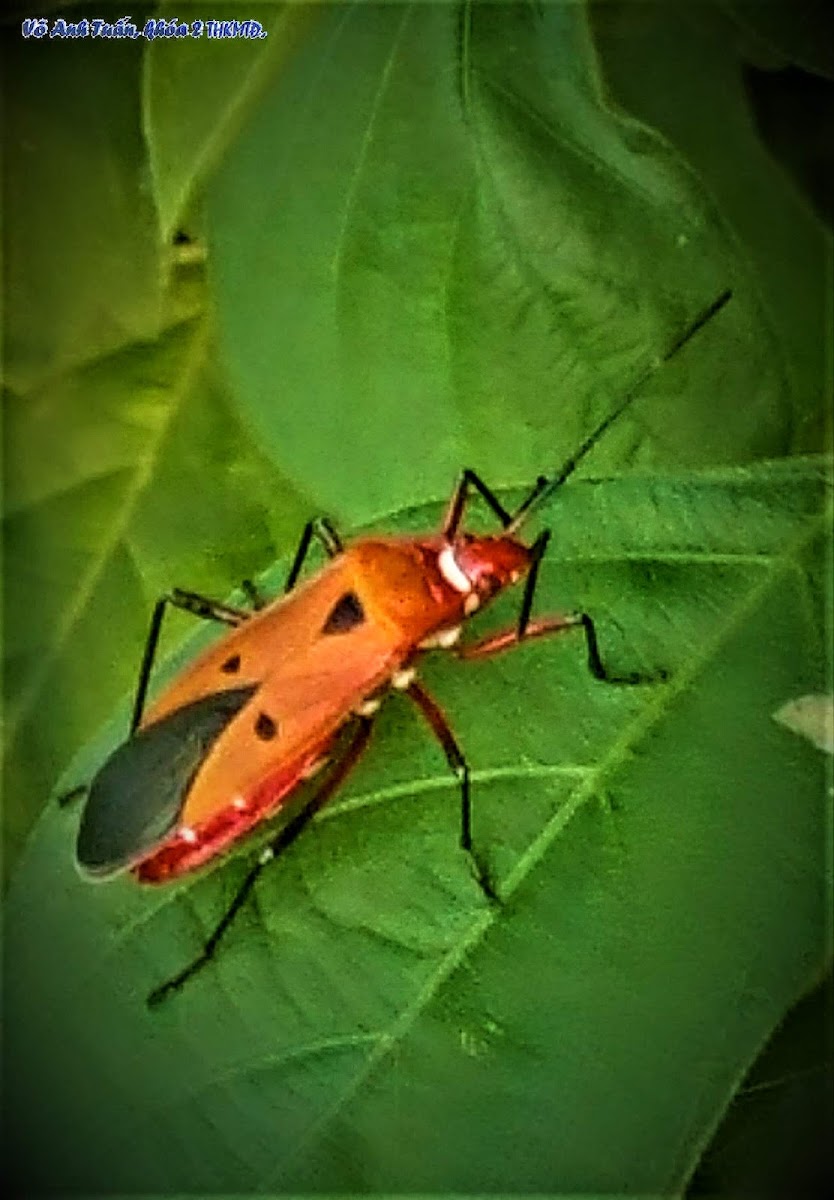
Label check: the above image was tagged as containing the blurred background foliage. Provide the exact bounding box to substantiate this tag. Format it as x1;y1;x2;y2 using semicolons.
2;0;831;1194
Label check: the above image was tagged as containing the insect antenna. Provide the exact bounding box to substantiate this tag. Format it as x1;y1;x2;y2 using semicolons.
507;288;732;532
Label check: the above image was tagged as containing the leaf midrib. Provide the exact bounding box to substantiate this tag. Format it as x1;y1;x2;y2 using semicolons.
260;502;827;1189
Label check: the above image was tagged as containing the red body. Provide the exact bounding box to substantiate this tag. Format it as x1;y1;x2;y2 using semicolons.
129;532;531;882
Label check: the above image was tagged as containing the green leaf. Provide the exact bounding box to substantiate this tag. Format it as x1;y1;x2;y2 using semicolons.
6;457;830;1194
144;2;312;241
207;0;796;523
2;300;310;870
4;2;830;1192
690;969;834;1197
590;0;830;451
6;0;819;876
719;0;834;79
3;24;164;392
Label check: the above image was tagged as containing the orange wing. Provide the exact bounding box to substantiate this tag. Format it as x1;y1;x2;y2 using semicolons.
79;536;482;881
143;550;415;830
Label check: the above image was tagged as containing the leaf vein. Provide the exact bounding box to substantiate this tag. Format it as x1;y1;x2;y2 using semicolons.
265;506;829;1188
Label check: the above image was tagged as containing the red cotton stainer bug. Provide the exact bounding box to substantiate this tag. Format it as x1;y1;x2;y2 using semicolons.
69;289;731;1006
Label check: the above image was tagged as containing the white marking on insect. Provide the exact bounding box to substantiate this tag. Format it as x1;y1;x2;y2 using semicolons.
179;826;198;844
438;545;472;594
419;625;461;649
392;667;416;690
232;796;248;811
438;625;461;647
357;697;382;717
301;757;327;780
509;570;520;584
464;593;480;615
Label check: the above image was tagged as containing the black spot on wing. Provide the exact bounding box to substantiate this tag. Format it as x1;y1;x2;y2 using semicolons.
322;590;365;635
76;685;257;877
221;653;241;674
254;712;278;740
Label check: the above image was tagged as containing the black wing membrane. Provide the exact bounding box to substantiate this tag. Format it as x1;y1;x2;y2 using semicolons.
76;685;257;877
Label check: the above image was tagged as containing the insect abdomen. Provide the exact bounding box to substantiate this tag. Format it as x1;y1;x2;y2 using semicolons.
135;739;339;883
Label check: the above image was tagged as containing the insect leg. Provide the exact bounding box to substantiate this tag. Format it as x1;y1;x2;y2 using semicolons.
457;526;574;661
130;589;249;734
58;588;256;802
443;469;517;537
459;611;668;685
147;716;375;1008
405;680;498;902
240;578;266;610
515;529;550;638
460;526;665;682
284;517;344;592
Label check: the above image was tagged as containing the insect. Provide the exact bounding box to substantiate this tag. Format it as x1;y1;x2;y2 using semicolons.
69;290;731;1005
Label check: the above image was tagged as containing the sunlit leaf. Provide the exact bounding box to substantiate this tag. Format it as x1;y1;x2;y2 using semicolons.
6;457;830;1194
3;28;164;391
207;0;795;522
144;1;312;240
2;307;309;867
590;0;829;451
